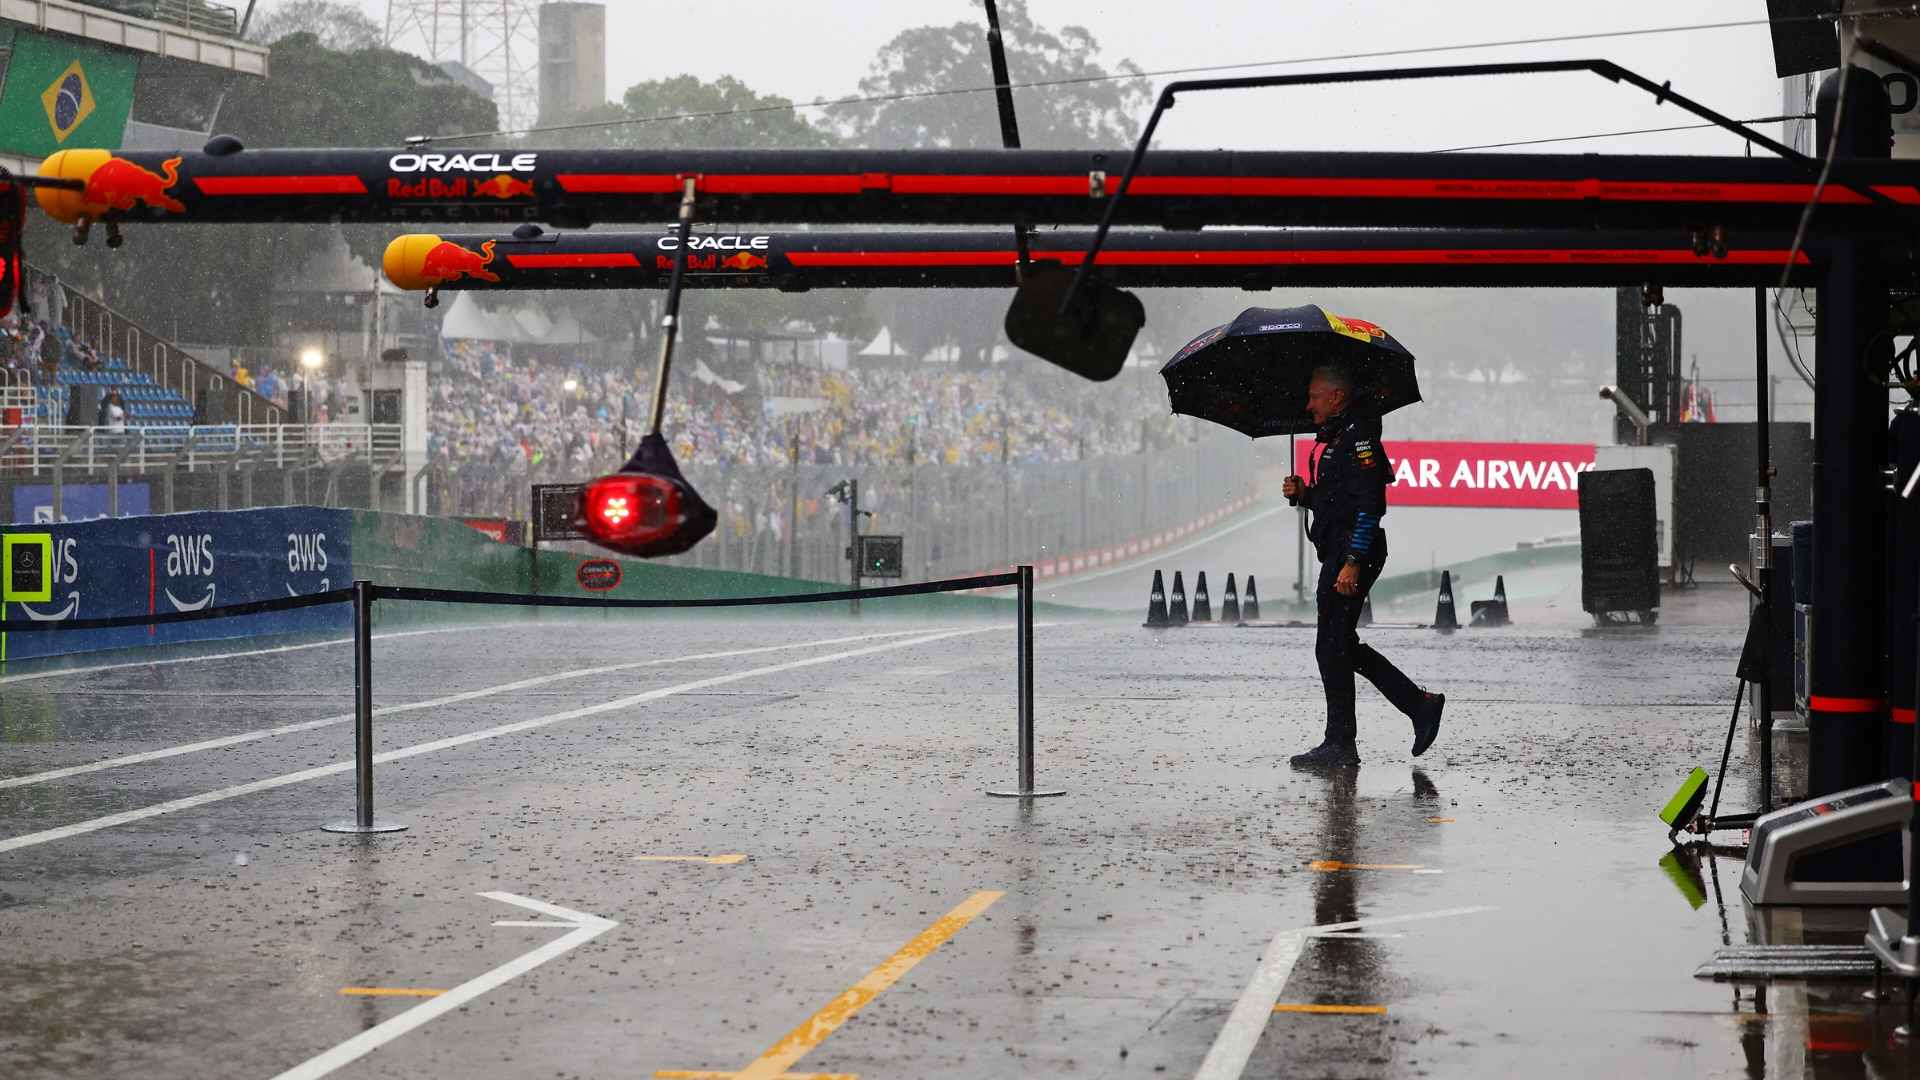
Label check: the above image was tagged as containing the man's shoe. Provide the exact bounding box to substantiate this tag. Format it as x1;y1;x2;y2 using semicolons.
1290;742;1361;768
1411;693;1445;757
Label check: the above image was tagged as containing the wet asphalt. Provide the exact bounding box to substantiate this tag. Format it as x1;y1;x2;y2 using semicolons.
0;589;1877;1078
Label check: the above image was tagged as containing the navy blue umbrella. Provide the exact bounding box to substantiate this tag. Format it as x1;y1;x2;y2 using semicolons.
1159;305;1422;437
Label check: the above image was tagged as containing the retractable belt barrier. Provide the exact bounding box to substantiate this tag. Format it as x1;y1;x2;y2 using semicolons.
1;568;1059;833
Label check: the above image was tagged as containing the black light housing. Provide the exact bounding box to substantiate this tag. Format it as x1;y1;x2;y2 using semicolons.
574;433;716;558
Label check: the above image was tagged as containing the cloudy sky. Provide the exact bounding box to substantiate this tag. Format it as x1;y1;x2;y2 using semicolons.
341;0;1790;155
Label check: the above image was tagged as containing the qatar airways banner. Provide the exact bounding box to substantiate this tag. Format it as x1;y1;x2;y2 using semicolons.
1293;440;1596;509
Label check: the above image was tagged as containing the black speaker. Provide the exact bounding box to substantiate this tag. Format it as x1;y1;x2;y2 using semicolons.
286;389;309;424
1580;467;1660;619
65;383;99;426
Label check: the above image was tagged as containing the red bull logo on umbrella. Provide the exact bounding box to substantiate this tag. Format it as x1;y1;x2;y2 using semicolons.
418;239;500;285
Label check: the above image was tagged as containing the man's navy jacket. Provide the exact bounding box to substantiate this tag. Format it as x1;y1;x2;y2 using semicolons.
1299;412;1391;565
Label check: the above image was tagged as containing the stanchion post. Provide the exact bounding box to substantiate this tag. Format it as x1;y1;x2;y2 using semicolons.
988;565;1064;798
324;580;406;834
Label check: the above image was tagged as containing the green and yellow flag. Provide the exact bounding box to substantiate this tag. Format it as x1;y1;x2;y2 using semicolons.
0;32;138;158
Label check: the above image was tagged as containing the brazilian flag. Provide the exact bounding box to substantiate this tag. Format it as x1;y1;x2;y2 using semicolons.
0;31;137;159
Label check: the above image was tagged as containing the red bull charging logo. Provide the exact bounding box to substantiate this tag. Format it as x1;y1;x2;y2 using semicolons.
83;155;186;214
419;239;501;284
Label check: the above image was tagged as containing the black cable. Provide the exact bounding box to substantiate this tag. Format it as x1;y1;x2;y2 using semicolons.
1773;38;1852;391
373;572;1020;610
406;15;1827;145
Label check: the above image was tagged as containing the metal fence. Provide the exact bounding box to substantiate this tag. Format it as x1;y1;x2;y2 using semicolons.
37;268;284;427
502;431;1256;583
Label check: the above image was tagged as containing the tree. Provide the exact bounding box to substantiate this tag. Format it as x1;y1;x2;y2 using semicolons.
245;0;382;52
550;74;836;150
827;1;1149;371
26;32;496;345
829;0;1149;150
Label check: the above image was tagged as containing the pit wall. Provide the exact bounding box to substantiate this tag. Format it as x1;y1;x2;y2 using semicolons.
350;510;1032;628
0;507;1038;661
0;507;352;661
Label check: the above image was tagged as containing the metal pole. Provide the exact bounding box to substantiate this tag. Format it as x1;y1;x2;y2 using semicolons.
1755;287;1774;814
647;177;699;437
324;580;405;834
988;565;1064;798
849;478;861;617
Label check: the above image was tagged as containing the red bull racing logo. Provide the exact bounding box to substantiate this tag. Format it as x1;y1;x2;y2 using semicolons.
84;156;186;214
474;174;537;200
419;239;500;284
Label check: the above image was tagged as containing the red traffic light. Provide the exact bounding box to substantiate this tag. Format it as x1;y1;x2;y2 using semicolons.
574;433;716;558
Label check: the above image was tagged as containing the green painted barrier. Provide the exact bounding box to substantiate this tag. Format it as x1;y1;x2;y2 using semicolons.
350;510;1079;626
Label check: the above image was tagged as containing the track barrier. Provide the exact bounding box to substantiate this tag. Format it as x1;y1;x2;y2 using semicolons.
1434;570;1459;632
0;566;1063;825
1221;573;1241;624
1170;572;1190;625
1192;572;1213;623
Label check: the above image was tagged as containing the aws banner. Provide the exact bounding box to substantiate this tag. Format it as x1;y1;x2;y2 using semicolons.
0;507;350;660
1293;440;1595;509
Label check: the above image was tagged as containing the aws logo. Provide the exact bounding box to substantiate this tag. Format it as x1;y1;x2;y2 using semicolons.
40;61;95;144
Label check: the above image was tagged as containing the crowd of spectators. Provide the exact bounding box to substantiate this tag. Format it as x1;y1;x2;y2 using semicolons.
426;337;1198;514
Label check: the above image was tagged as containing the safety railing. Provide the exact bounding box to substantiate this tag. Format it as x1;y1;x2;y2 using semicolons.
0;423;402;476
0;567;1059;830
35;265;285;426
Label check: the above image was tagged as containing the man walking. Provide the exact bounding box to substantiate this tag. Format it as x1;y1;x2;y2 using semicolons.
1281;364;1444;767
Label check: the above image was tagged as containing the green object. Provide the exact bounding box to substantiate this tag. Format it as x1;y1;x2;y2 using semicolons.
1659;766;1710;829
1657;850;1708;910
0;32;137;158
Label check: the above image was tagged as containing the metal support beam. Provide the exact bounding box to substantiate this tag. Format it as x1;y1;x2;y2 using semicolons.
1808;66;1895;799
49;429;92;523
105;431;143;518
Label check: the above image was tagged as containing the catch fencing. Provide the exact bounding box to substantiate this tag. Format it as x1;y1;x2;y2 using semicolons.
464;430;1256;583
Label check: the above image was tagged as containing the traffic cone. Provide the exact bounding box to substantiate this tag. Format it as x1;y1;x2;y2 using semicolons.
1358;592;1373;628
1434;569;1458;632
1468;573;1511;627
1244;575;1260;621
1222;573;1242;623
1192;571;1213;622
1170;571;1190;625
1145;569;1169;627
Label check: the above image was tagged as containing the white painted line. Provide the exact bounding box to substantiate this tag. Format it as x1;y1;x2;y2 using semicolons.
0;628;941;791
267;891;617;1080
1192;905;1493;1080
0;624;472;687
0;628;987;855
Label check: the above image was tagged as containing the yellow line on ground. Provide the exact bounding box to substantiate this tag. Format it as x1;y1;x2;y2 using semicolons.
1309;861;1425;871
1428;817;1455;822
659;890;1002;1080
653;1072;856;1080
1273;1003;1388;1015
633;855;747;865
338;987;446;997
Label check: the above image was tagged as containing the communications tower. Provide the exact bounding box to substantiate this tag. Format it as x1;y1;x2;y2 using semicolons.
384;0;540;131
